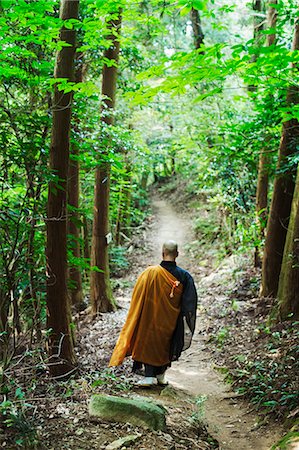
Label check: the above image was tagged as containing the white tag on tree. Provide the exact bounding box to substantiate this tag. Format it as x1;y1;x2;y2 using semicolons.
106;232;112;245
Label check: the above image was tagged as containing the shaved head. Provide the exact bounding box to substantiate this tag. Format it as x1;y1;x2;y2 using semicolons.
162;240;178;260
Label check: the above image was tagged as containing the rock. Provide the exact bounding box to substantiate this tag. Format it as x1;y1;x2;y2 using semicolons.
105;434;141;450
89;394;166;430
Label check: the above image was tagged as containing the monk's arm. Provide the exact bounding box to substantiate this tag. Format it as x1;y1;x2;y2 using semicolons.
181;274;198;334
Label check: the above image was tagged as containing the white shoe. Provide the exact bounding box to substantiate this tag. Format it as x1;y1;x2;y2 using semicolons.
136;377;157;387
156;373;168;386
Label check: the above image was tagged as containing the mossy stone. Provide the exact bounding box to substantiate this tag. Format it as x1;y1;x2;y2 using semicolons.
89;394;166;430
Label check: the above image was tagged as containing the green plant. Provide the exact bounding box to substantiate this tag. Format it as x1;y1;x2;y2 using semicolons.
195;395;207;421
189;395;207;428
271;431;299;450
109;246;129;276
90;369;132;392
0;395;38;448
215;327;230;347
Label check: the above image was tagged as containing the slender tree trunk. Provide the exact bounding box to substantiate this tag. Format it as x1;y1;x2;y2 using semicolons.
252;0;264;43
115;165;132;245
68;144;83;307
169;125;176;175
122;173;132;229
255;149;269;267
27;194;42;342
261;17;299;298
254;0;277;267
115;183;124;246
266;1;277;47
46;0;79;377
248;0;265;92
277;164;299;319
90;11;121;315
141;172;148;191
68;56;84;308
82;215;90;260
190;7;204;50
82;214;90;282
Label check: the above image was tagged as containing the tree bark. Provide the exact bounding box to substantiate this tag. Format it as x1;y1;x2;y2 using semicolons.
115;183;124;246
90;11;121;315
190;7;204;50
277;164;299;319
141;172;148;191
254;0;277;267
261;17;299;297
82;215;90;260
248;0;265;92
115;165;132;245
46;0;79;377
252;0;264;42
266;0;277;47
68;56;84;308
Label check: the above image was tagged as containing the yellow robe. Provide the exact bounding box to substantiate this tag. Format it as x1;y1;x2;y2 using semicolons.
109;265;183;367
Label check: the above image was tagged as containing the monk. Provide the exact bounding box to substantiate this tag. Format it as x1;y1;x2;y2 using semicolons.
109;240;198;386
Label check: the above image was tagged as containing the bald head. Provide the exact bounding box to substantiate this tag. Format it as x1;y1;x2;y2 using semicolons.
162;240;178;261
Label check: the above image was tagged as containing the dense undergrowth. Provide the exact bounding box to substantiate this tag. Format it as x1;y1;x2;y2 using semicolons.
206;266;299;448
208;269;299;421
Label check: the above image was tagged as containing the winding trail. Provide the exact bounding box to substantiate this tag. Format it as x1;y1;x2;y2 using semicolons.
147;197;281;450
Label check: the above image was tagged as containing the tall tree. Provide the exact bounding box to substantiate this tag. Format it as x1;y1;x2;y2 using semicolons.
190;7;204;50
90;10;122;315
46;0;79;376
277;164;299;319
252;1;265;48
248;0;265;93
68;54;84;308
261;16;299;297
254;0;277;267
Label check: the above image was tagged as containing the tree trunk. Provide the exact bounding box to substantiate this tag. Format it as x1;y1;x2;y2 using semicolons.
255;149;269;267
252;0;264;42
261;18;299;297
141;172;148;191
256;149;269;216
90;11;121;315
266;0;277;47
115;183;124;246
82;215;90;260
46;0;79;377
248;0;265;92
82;214;90;283
277;164;299;319
68;56;84;308
254;0;277;267
190;7;204;50
115;166;132;245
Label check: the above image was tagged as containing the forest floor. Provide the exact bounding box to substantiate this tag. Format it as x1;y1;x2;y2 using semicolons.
2;181;298;449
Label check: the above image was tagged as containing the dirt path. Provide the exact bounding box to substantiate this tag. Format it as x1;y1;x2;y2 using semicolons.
145;197;282;450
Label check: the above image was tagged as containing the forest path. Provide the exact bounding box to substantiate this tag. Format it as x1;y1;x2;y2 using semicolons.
145;196;281;450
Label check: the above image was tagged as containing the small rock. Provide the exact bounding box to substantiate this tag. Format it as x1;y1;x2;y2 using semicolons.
105;434;141;450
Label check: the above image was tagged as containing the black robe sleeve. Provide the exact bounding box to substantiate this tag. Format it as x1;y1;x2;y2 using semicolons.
169;273;198;361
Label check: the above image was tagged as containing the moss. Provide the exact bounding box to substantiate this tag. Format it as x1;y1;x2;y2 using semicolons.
89;394;167;431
